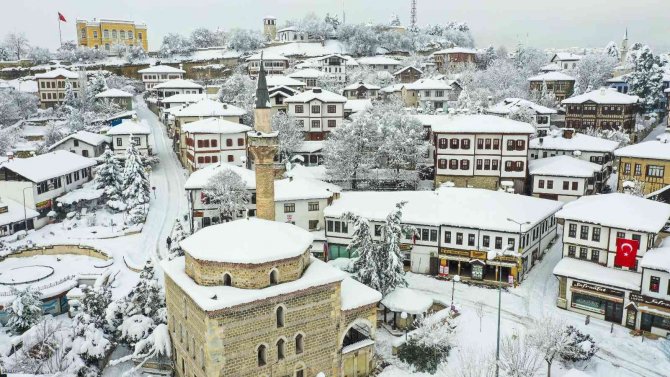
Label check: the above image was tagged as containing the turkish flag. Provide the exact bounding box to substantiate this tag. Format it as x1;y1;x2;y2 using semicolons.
58;12;67;22
615;238;639;268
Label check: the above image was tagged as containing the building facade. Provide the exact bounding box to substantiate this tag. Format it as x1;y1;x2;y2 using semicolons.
76;19;148;52
35;68;82;108
562;88;638;133
342;82;380;100
527;72;576;102
528;155;601;202
285;88;346;141
615;137;670;196
137;65;186;91
432;48;477;72
181;118;251;171
393;66;422;83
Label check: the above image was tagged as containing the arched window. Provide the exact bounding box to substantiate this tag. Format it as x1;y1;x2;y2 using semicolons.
295;334;304;354
223;273;232;286
257;345;267;366
270;269;278;285
276;306;285;328
120;30;126;39
112;29;117;39
80;28;86;39
276;339;285;360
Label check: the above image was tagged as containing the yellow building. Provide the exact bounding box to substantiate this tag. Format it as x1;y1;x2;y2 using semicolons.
76;19;148;53
615;138;670;196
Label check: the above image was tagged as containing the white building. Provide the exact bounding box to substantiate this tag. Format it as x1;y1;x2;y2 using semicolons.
553;194;670;327
405;78;456;110
485;98;558;135
323;187;563;284
246;52;289;76
137;65;185;91
0;151;96;228
550;52;584;70
265;75;307;92
276;26;308;42
302;54;358;83
416;114;535;193
287;68;326;89
529;155;601;202
285;88;346;141
181;118;252;171
106;118;152;156
342;82;380;100
356;56;402;74
293;140;324;166
153;79;204;99
637;246;670;336
48;131;112;158
35;68;82;108
0;196;39;236
184;163;339;232
529;129;620;192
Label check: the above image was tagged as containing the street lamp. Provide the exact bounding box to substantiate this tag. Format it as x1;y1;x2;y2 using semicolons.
506;218;531;283
21;186;33;231
451;274;460;308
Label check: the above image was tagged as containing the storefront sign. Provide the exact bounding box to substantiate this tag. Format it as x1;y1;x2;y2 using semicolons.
35;200;52;209
471;250;487;260
630;293;670;310
399;243;413;252
440;248;469;257
193;211;204;218
572;281;624;297
472;264;484;280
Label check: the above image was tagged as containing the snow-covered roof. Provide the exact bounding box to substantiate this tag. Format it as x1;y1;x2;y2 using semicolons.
277;26;298;33
181;218;313;264
182;118;251;134
553;257;640;291
640;247;670;273
274;177;341;201
529;155;600;178
562;88;639;105
555;193;670;233
324;187;563;233
381;288;433;315
405;78;452;90
296;140;324;153
606;74;630;84
137;65;185;74
94;88;133;98
357;55;401;66
266;75;307;88
106;118;151;135
539;63;561;72
34;68;79;79
527;71;576;82
340;277;383;311
614;138;670;161
551;52;584;62
344;99;373;113
381;83;405;93
393;66;423;75
415;114;535;134
529;130;620;153
153;79;203;90
246;52;289;61
287;68;326;79
160;93;208;104
284;165;327;181
285;88;347;103
433;47;478;55
0;198;38;226
185;162;256;190
0;150;96;183
487;98;557;115
162;256;347;311
48;131;111;151
56;181;104;204
173;99;246;118
343;82;381;91
261;41;348;58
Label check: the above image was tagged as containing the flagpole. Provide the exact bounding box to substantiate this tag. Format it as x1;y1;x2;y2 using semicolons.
58;16;62;47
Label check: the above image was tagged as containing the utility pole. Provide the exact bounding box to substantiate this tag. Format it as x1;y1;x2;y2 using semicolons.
410;0;417;30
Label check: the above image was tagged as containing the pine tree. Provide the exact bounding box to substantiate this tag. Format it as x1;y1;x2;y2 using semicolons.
62;81;80;109
95;147;123;200
87;72;108;103
7;285;43;333
605;41;620;60
126;261;165;323
80;284;112;329
168;219;188;259
344;213;382;292
122;141;150;223
628;45;664;112
379;201;410;295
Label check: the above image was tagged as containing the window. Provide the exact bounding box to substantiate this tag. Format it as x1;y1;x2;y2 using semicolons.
270;270;278;285
485;138;492;149
468;234;475;246
591;250;600;262
450;139;459;149
257;345;267;366
276;306;285;327
227;155;234;162
421;228;429;241
138;32;143;40
580;225;589;240
430;229;437;242
623;163;631;175
456;232;463;245
492;160;499;170
223;273;231;286
482;235;490;247
477;139;484;149
327;105;336;113
647;165;665;178
295;104;304;113
495;237;503;250
547;180;553;189
211;139;218;147
120;30;126;39
538;179;545;189
445;231;451;243
508;238;515;251
563;181;569;190
460;139;470;149
438;138;448;149
579;247;588;259
311;120;320;128
311;105;321;113
516;140;525;150
634;163;641;176
476;159;483;170
506;140;515;151
572;181;578;191
650;276;660;293
116;138;122;147
568;245;576;257
284;203;295;213
438;159;447;169
132;136;141;146
449;159;458;170
112;29;117;39
616;231;625;239
295;334;304;354
328;119;336;128
493;139;500;150
484;159;491;170
308;202;319;211
103;29;109;39
458;159;469;170
592;227;600;242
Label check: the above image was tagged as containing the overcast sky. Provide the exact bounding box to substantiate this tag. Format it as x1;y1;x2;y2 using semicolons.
3;0;669;52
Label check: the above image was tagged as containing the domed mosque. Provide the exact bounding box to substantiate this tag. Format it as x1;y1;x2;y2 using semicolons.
161;55;381;377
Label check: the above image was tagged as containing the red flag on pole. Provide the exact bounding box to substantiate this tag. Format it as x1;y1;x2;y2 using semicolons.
58;12;67;22
615;238;639;268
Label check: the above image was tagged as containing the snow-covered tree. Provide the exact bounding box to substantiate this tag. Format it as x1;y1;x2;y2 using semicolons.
107;73;144;94
190;27;223;48
71;313;112;362
39;121;66;152
122;141;150;223
569;54;618;98
285;13;334;41
378;201;411;295
87;72;108;102
203;169;250;221
0;44;11;60
118;314;155;345
559;325;598;364
514;46;548;76
0;126;25;156
605;41;620;60
55;41;106;64
335;24;381;56
110;323;171;376
159;32;194;57
324;115;378;189
6;285;43;333
529;317;574;377
344;213;380;289
218;70;256;125
584;126;630;146
124;45;148;64
457;348;496;377
628;45;664;112
80;284;112;329
227;28;265;51
27;46;51;64
4;32;29;60
458;59;528;108
168;220;187;259
622;179;645;197
477;46;497;70
499;332;543;377
272;112;304;163
397;311;454;373
324;13;341;31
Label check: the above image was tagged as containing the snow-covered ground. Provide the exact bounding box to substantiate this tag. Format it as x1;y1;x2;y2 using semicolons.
377;228;670;377
642;119;668;143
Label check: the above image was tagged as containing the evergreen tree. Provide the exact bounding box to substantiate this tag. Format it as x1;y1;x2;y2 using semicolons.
87;72;108;103
62;81;80;109
628;45;664;112
80;284;112;329
379;201;411;295
95;147;123;200
126;261;165;324
605;41;620;60
168;219;188;259
122;141;150;220
6;285;43;333
344;213;382;291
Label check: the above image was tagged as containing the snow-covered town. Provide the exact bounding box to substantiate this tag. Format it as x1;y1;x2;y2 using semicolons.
1;1;670;376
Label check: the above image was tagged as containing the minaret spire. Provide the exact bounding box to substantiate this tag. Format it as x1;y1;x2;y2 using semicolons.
255;52;271;110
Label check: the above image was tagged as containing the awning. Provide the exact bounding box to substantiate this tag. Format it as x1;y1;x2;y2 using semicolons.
487;260;517;268
570;287;624;303
440;255;470;262
638;305;670;318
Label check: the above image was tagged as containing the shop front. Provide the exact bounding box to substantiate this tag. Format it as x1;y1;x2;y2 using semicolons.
569;281;625;324
438;248;518;285
630;293;670;336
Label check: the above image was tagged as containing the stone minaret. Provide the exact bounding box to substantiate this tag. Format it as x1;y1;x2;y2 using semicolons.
248;53;278;221
620;28;629;64
263;16;277;41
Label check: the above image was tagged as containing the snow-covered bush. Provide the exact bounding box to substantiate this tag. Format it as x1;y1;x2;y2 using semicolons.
397;311;454;373
227;28;265;51
80;284;112;328
6;285;43;333
27;46;52;64
203;169;250;221
118;314;155;344
95;147;124;202
110;323;171;376
272;112;304;162
122;142;150;224
124;45;148;64
190;27;225;48
499;332;542;377
71;314;112;362
559;325;598;363
159;32;194;57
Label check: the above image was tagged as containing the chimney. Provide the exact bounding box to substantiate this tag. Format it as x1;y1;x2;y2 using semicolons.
487;96;493;108
562;128;574;139
538;137;544;145
6;151;14;161
600;87;606;95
